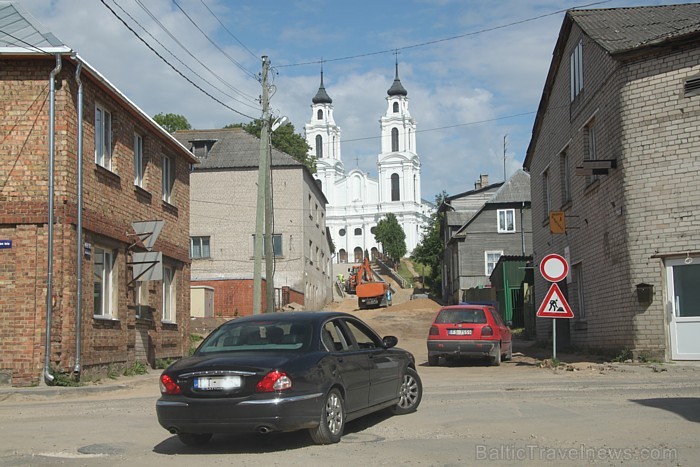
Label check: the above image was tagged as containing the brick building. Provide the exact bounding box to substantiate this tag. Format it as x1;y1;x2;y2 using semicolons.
0;4;197;386
524;4;700;360
173;128;333;318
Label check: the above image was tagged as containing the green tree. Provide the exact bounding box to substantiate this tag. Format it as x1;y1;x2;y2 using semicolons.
226;119;315;173
374;213;406;264
412;191;448;296
153;113;192;133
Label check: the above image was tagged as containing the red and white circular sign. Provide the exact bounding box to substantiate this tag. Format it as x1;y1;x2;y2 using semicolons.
540;254;569;282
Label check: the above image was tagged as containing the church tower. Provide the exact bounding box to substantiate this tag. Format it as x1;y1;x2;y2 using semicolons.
378;61;421;206
305;71;343;204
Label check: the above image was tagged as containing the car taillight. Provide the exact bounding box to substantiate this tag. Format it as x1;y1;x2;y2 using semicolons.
481;326;493;337
160;374;181;395
429;325;439;336
256;371;292;392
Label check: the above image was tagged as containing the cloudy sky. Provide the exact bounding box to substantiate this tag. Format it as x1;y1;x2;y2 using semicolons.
17;0;697;200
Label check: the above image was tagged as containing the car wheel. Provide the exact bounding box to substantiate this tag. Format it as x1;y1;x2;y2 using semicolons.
177;432;212;446
505;342;513;361
490;342;502;366
390;367;423;415
309;388;345;444
427;355;439;366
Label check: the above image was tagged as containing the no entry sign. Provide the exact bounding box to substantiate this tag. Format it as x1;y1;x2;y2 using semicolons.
540;254;569;282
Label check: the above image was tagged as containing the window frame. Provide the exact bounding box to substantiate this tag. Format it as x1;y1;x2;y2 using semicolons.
93;245;116;319
485;250;503;276
162;265;176;323
162;154;173;204
190;236;211;259
251;234;283;258
134;133;144;188
560;149;571;204
391;127;399;152
315;134;323;158
95;103;112;170
391;173;400;201
570;40;583;102
497;209;516;233
135;280;149;319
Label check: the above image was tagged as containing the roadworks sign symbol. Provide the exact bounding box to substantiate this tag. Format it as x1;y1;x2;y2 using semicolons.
536;283;574;318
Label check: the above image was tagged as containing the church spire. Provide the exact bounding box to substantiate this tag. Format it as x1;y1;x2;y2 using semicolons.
312;67;333;104
387;56;408;97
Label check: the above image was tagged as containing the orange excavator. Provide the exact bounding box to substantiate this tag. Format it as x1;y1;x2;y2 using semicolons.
346;256;391;309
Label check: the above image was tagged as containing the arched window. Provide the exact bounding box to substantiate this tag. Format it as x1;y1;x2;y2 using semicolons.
393;102;399;113
391;128;399;152
391;173;400;201
317;109;323;120
315;135;323;158
354;228;362;236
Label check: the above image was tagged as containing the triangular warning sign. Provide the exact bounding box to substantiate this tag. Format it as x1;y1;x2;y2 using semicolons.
536;283;574;318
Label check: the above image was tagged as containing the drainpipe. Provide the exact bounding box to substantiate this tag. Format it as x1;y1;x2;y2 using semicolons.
520;202;525;256
44;54;62;385
73;59;83;377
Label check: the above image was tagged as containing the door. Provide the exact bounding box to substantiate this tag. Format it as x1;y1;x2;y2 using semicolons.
667;257;700;360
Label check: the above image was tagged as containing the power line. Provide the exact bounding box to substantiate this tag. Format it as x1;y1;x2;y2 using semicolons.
100;0;257;120
199;0;258;60
110;0;260;112
133;0;259;103
277;1;612;68
171;0;258;80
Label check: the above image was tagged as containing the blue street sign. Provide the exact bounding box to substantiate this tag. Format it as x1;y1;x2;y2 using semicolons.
0;240;11;249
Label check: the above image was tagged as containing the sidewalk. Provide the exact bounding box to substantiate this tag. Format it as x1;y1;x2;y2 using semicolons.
0;371;161;398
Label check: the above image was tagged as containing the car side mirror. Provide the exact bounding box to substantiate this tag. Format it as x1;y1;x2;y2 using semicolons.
382;335;398;349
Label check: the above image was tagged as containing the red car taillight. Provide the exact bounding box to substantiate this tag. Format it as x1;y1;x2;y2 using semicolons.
481;326;494;337
256;370;292;392
160;374;181;395
429;325;439;336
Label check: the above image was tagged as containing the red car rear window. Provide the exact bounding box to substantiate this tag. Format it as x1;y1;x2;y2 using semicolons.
435;309;487;324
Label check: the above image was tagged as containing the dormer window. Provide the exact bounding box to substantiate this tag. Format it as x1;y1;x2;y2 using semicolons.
190;139;216;159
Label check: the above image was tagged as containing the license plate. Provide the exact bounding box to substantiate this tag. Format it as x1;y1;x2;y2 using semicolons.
194;376;242;390
365;298;379;305
448;329;472;336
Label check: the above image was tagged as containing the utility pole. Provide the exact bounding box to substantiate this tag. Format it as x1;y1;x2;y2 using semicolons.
264;133;274;313
253;56;270;314
503;134;507;182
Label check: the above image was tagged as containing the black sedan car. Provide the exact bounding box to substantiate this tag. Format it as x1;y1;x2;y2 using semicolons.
156;311;422;445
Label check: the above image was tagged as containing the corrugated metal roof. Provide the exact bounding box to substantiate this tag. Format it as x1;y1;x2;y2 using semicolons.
172;128;305;170
0;1;67;50
569;4;700;54
489;169;531;203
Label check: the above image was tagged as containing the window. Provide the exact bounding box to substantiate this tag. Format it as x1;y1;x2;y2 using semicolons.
94;246;116;318
134;133;144;187
584;121;598;183
684;76;700;97
191;140;215;159
162;265;176;323
485;251;503;276
570;40;583;101
317;109;323;120
391;173;400;201
354;228;362;236
573;263;585;319
393;102;399;113
497;209;515;233
339;228;346;237
315;135;323;158
162;155;173;203
542;169;550;219
190;236;211;259
391;127;399;152
560;149;571;204
95;104;112;170
252;234;283;257
135;281;148;319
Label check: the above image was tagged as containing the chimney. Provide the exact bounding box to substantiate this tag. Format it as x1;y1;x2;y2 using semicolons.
474;174;489;190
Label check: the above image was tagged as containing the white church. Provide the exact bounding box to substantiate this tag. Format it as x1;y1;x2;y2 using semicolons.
305;64;434;264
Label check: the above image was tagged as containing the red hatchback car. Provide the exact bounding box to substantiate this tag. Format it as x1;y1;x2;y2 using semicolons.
427;304;512;366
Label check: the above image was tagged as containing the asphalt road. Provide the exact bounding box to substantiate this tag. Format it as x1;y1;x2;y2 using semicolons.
1;347;699;466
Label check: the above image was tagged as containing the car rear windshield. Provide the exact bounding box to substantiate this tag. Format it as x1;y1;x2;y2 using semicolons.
197;321;312;354
436;309;487;324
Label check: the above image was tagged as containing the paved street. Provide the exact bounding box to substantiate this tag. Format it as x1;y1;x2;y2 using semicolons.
1;346;699;466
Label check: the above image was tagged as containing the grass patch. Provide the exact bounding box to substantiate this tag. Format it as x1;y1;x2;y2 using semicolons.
611;349;633;363
123;361;148;377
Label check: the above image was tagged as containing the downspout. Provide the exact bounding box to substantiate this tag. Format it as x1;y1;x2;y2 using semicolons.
44;54;62;385
73;59;83;377
520;202;525;256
